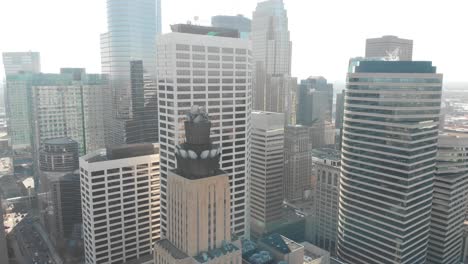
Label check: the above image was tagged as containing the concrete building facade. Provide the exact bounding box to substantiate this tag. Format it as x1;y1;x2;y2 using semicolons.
365;35;413;60
80;144;161;264
427;132;468;264
250;111;284;236
156;25;252;238
312;148;341;256
284;125;312;202
154;107;241;264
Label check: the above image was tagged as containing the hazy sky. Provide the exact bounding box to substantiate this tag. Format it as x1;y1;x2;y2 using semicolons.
1;0;467;83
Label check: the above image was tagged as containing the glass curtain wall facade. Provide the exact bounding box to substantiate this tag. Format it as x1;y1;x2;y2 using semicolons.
297;76;333;126
101;0;161;146
337;61;443;264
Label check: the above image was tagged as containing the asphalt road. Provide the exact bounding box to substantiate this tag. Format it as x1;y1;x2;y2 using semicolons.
12;215;54;264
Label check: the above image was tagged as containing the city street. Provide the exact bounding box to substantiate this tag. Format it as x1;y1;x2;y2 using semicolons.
10;215;54;264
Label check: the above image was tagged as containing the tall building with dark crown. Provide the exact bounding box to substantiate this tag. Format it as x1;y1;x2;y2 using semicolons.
154;106;241;263
157;24;252;238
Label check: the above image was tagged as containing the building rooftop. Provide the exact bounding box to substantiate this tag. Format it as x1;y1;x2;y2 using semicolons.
43;170;79;181
122;254;154;264
83;143;159;163
155;239;189;260
355;61;437;74
194;241;239;263
259;233;303;254
170;24;240;38
311;147;341;161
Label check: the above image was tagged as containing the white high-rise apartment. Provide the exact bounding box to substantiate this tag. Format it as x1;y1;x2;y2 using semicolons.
252;0;295;124
337;60;443;263
250;111;284;236
80;144;160;264
427;132;468;264
2;51;40;75
365;35;413;60
154;108;241;263
156;24;252;238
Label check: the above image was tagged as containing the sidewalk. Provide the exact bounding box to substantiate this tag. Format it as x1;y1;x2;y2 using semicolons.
32;222;63;264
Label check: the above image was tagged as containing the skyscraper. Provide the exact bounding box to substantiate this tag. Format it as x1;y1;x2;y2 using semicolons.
252;0;295;124
2;51;40;75
4;73;34;151
80;144;161;264
252;0;291;76
2;52;40;152
38;138;82;251
211;15;251;39
30;71;107;155
153;107;241;263
297;76;334;125
335;91;345;149
156;25;252;238
250;111;284;236
427;132;468;264
335;92;345;130
365;35;413;60
101;0;162;146
265;75;297;125
337;60;443;263
4;70;106;154
283;125;312;202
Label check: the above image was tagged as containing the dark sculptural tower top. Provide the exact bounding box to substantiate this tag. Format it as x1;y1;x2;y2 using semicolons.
174;105;222;179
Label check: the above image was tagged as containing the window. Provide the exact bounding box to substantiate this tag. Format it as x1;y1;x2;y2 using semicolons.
192;45;205;52
208;47;220;53
176;44;190;51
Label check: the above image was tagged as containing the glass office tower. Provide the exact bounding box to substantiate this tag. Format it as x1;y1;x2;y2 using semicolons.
101;0;162;146
337;61;443;263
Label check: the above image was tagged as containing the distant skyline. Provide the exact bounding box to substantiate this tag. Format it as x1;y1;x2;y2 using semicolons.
1;0;467;82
